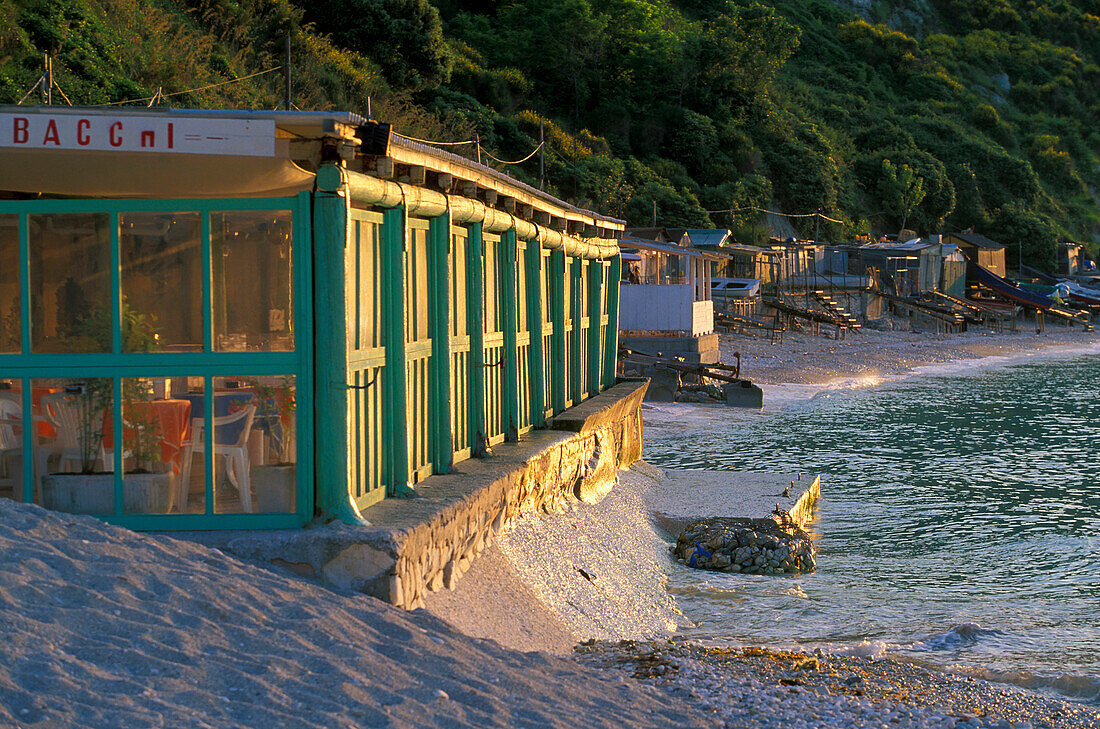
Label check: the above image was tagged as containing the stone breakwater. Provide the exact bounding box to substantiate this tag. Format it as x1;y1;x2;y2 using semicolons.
673;517;816;575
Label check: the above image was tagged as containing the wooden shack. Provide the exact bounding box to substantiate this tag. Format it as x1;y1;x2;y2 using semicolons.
943;232;1007;277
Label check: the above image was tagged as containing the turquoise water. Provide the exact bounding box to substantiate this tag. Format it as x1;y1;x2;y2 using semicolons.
644;347;1100;704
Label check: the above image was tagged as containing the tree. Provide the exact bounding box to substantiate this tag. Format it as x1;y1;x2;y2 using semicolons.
878;159;926;236
304;0;452;90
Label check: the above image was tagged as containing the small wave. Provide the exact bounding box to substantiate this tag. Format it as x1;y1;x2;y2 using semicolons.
832;639;893;659
948;664;1100;704
907;623;1005;652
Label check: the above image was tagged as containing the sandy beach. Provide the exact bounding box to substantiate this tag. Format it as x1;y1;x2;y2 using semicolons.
2;322;1099;728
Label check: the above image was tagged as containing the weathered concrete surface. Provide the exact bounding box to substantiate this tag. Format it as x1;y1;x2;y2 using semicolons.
644;468;820;538
168;380;649;610
620;334;720;365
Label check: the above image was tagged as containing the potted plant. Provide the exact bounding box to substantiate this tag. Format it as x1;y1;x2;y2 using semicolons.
243;375;296;512
40;300;172;514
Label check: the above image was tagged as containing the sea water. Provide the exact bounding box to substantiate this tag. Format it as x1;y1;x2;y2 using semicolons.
643;345;1100;704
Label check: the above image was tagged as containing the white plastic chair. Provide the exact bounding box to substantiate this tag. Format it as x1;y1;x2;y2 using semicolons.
181;403;257;513
0;398;22;498
40;392;108;474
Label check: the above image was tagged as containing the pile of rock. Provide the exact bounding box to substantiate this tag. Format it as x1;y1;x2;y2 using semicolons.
675;384;725;403
673;517;815;575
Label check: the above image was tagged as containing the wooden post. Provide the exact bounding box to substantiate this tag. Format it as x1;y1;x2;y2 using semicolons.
604;255;621;388
428;212;453;472
525;237;546;427
381;205;410;493
466;222;487;456
570;257;583;404
501;229;520;440
587;259;602;398
550;250;566;413
312;181;359;520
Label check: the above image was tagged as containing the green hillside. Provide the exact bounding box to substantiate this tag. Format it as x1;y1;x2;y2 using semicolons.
3;0;1100;269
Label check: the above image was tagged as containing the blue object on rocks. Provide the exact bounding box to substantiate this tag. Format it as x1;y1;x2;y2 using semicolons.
688;542;712;568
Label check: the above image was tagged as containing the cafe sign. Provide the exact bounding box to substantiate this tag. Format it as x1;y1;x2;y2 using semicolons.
0;112;276;157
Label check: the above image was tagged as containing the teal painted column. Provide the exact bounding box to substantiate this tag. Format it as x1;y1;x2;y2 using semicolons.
381;205;411;495
466;222;487;456
524;237;545;428
501;229;519;440
550;250;566;414
586;259;603;398
312;186;360;522
570;258;583;405
604;255;622;388
428;212;453;473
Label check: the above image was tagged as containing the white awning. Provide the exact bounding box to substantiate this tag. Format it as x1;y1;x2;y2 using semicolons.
0;147;315;198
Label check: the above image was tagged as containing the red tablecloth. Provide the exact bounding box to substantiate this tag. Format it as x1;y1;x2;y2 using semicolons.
103;400;192;474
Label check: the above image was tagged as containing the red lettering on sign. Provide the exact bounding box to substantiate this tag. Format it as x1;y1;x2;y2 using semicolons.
13;117;28;144
140;130;155;148
167;122;174;149
42;119;60;145
77;119;91;146
109;122;123;147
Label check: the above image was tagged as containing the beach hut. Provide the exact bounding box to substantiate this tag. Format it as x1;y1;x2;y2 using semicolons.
941;243;967;298
617;235;717;337
1058;241;1081;276
859;238;946;294
0;106;624;529
942;232;1007;277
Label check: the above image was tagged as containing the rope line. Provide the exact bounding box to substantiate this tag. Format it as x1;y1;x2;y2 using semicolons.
706;205;844;225
481;141;544;166
95;66;282;107
16;76;45;105
392;131;476;146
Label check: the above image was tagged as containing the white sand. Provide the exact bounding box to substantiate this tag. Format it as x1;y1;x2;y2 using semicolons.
0;498;716;729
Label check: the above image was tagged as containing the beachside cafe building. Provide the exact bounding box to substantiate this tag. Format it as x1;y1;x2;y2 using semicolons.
0;106;624;531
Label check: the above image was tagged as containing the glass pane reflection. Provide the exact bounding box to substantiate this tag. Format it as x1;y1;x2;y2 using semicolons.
212;211;294;352
121;213;202;352
30;214;111;353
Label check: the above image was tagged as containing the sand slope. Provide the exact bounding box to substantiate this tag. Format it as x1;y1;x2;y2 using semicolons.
0;499;713;729
422;467;686;653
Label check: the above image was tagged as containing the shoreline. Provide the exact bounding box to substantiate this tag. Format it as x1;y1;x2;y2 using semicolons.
722;316;1100;390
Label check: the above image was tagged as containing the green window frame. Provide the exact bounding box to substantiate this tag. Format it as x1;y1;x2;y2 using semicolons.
0;193;314;530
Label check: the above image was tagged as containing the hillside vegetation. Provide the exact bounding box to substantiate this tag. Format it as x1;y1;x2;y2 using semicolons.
3;0;1100;269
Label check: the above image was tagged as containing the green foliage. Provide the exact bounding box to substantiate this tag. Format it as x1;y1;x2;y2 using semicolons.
877;159;926;234
303;0;451;90
987;201;1059;272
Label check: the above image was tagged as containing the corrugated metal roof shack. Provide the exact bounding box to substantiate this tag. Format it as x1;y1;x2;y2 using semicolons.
0;106;624;530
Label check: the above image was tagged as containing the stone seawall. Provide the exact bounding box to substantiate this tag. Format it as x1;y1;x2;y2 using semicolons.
204;381;649;610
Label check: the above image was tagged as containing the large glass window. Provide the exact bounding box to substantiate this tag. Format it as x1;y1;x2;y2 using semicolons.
121;213;202;352
30;214;111;353
0;215;18;354
212;211;294;352
6;198;307;525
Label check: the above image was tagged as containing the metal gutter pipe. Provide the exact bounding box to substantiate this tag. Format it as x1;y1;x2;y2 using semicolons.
315;164;619;260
